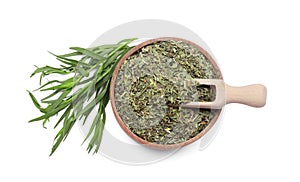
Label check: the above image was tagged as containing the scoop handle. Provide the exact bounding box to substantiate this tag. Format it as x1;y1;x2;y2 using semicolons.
225;84;267;107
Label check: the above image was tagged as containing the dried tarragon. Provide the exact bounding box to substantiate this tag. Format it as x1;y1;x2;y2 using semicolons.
114;40;221;145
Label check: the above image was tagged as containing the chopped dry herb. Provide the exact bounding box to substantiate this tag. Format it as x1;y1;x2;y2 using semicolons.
114;40;221;145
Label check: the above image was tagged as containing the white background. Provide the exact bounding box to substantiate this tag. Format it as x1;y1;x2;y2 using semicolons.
0;0;299;181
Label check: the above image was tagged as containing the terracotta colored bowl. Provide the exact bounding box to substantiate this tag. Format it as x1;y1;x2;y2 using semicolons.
110;37;223;150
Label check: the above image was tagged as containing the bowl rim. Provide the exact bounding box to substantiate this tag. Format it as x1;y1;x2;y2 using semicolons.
110;37;223;150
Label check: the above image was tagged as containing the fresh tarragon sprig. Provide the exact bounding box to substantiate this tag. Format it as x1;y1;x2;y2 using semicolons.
28;38;136;155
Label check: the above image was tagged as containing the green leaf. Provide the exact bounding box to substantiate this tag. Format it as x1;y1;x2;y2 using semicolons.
47;89;71;112
41;90;61;102
41;78;74;91
117;38;137;45
54;105;72;128
34;80;62;91
58;51;81;58
82;107;101;145
62;115;76;141
31;65;70;77
70;47;105;61
28;100;71;122
50;128;63;156
27;90;46;113
76;66;89;77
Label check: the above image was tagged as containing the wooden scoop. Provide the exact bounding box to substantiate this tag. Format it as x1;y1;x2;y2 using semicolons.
182;79;267;109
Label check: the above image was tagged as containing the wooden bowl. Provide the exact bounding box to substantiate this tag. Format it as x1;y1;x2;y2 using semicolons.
110;37;223;149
